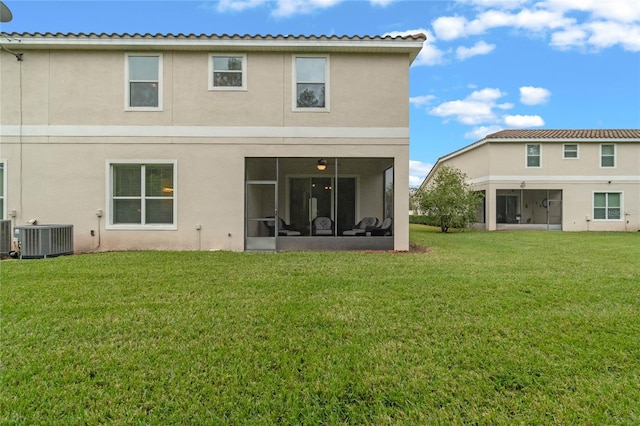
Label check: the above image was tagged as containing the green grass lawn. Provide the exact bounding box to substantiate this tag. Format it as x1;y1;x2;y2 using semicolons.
1;226;639;424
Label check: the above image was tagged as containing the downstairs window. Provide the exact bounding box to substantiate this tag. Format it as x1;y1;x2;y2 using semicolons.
593;192;621;220
109;161;176;228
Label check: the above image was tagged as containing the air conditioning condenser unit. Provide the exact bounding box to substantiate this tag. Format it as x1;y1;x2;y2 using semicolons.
13;224;74;259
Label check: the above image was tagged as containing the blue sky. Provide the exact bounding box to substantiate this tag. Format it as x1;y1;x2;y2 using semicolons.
1;0;639;185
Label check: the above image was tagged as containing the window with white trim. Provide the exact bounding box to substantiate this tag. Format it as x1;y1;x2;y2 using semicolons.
125;53;162;110
526;144;541;167
0;161;5;220
294;55;329;110
109;162;176;228
600;144;615;167
593;192;621;220
209;54;247;90
563;144;579;159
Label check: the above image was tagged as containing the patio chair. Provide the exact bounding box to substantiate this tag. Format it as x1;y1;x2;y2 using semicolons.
342;216;378;236
367;217;392;236
312;216;333;236
263;217;301;236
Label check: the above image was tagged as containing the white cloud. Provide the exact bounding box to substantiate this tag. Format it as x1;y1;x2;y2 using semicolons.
433;1;640;52
410;95;437;107
465;125;503;140
429;88;507;125
550;26;587;49
468;87;505;102
520;86;551;105
370;0;397;6
462;0;529;10
503;115;545;127
409;160;433;187
430;100;494;125
271;0;342;17
216;0;400;17
434;9;574;40
414;42;447;66
216;0;268;12
384;29;445;66
541;0;640;24
586;21;640;51
456;40;495;60
432;16;468;41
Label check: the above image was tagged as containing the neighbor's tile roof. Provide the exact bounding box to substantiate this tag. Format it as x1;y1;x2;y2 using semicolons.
486;129;640;139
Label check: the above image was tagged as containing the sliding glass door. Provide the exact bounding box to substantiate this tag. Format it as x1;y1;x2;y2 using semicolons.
289;177;355;236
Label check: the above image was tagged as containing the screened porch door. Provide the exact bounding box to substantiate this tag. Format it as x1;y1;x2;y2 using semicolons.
245;181;277;251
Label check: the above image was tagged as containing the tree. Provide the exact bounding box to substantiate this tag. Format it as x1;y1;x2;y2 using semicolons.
415;165;482;233
409;187;420;213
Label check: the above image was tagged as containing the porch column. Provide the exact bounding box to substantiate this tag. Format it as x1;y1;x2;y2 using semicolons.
487;185;497;231
394;152;409;251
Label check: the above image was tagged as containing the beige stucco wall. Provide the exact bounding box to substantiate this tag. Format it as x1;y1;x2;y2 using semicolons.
435;141;640;232
0;47;412;252
1;50;409;128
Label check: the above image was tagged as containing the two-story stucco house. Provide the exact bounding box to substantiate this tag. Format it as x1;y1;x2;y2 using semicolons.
421;129;640;232
0;32;425;252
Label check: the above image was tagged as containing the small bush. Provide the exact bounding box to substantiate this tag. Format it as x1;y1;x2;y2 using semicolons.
409;215;438;226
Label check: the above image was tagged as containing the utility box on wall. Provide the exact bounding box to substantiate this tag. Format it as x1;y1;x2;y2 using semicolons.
13;225;74;259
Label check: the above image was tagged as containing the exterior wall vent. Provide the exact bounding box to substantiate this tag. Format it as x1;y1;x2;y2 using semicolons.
0;220;11;255
13;225;74;259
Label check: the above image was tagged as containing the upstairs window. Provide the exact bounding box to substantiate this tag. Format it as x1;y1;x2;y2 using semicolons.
600;144;615;167
109;161;176;228
526;144;541;167
593;192;621;220
126;54;162;110
210;54;247;90
294;56;329;111
563;144;579;159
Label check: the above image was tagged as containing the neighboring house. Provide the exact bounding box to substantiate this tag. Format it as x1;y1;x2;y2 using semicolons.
0;32;425;252
421;129;640;232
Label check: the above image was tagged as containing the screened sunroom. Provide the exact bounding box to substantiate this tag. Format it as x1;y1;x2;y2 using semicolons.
245;157;395;251
495;189;563;230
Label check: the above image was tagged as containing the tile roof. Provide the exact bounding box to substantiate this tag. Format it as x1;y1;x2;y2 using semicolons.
1;32;426;62
2;32;427;42
485;129;640;140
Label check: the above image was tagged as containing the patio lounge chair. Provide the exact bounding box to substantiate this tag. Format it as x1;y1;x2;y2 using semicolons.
367;217;392;236
342;216;378;236
264;217;302;236
312;216;333;236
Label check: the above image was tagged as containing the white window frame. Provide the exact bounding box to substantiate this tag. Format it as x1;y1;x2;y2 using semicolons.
209;53;247;91
292;54;330;112
106;160;177;230
0;160;6;220
525;144;541;168
593;191;622;221
563;143;579;159
125;53;163;111
600;143;616;168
